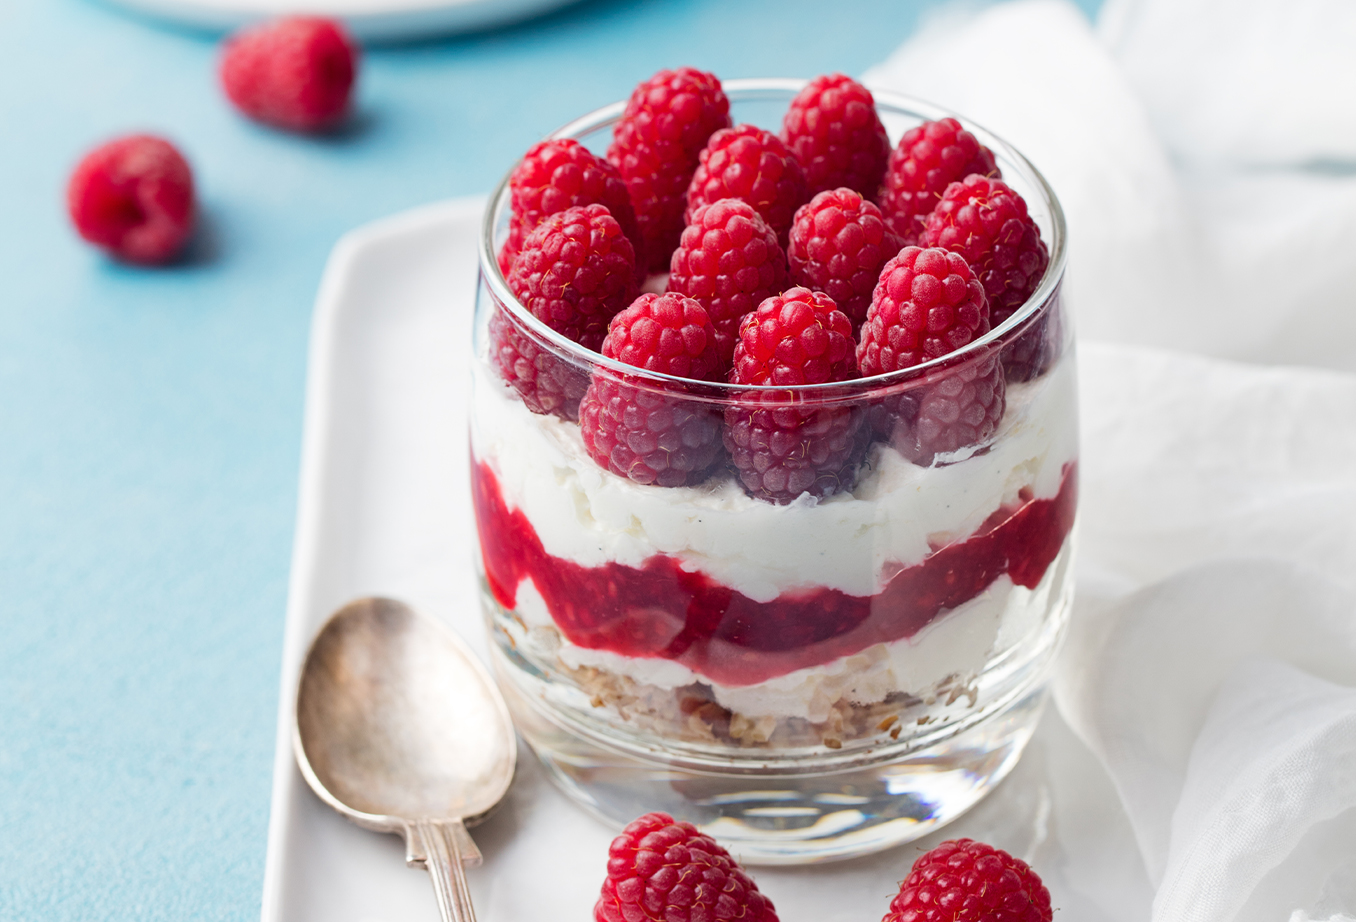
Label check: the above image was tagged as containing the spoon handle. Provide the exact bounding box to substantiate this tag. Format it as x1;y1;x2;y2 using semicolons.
415;819;479;922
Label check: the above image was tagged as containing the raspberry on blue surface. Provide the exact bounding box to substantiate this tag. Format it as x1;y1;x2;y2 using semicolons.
66;134;195;265
219;16;358;132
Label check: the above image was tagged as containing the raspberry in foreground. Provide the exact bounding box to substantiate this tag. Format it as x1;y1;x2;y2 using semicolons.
787;188;900;329
781;73;890;198
607;67;731;271
220;16;358;132
595;812;779;922
859;247;1004;466
501;138;641;278
66;134;195;265
579;294;724;487
668;198;789;369
686;124;809;245
883;838;1053;922
920;174;1051;380
879;118;997;245
725;288;865;504
507;204;637;352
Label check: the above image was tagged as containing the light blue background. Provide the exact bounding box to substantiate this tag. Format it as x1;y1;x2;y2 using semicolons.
0;0;1101;917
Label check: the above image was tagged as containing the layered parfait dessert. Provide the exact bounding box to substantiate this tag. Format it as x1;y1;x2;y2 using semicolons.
471;71;1075;758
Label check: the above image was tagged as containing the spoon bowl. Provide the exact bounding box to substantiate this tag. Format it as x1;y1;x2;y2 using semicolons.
294;597;517;922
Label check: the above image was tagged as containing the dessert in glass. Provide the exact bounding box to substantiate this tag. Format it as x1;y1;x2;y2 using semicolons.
470;74;1075;863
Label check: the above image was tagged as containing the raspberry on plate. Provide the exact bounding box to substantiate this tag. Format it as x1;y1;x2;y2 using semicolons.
219;16;358;132
920;174;1051;380
580;293;724;487
66;134;195;265
787;188;901;329
725;288;865;504
668;198;789;369
883;838;1053;922
487;308;589;421
500;138;641;278
685;124;809;245
858;247;1004;465
507;203;638;352
596;812;779;922
781;74;890;198
608;67;731;272
879;117;997;245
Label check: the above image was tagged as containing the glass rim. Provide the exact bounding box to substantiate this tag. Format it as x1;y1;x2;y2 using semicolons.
478;77;1069;395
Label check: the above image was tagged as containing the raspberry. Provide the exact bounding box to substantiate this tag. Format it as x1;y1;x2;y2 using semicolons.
608;68;731;271
579;294;724;487
667;199;789;369
781;74;890;198
883;838;1052;922
220;16;358;132
507;204;637;352
920;174;1051;380
686;124;809;245
879;118;997;245
595;812;779;922
501;138;641;278
786;188;900;329
724;288;865;504
859;247;1004;465
66;134;195;265
487;307;589;420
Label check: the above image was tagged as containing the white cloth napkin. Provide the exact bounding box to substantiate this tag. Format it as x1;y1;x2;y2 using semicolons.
861;2;1356;920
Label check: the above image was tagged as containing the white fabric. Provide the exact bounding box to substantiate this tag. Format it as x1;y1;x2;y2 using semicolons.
860;2;1356;920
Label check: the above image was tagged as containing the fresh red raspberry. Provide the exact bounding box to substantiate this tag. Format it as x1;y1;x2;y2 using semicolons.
487;308;589;420
668;199;789;369
879;118;997;245
500;139;641;278
725;289;864;504
781;74;890;198
66;134;195;265
921;174;1051;381
507;204;637;352
220;16;358;132
608;68;731;272
686;124;809;245
883;838;1052;922
595;812;779;922
580;294;724;487
859;247;1004;465
786;188;900;329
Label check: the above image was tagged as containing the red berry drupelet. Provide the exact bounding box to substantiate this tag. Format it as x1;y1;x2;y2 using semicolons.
66;134;195;265
879;118;997;245
596;812;779;922
883;838;1053;922
219;16;358;132
786;188;901;329
668;198;789;369
607;67;732;272
579;294;724;487
686;124;809;246
725;288;865;504
506;204;638;352
500;138;640;278
859;247;1004;466
921;174;1052;380
781;74;890;198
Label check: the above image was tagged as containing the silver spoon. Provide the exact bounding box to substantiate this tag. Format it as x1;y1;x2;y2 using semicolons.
294;597;517;922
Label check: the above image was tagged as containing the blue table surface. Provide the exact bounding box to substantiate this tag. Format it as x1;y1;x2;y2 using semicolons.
0;0;1101;917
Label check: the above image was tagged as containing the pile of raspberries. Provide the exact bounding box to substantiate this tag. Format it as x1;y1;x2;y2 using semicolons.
492;68;1053;505
596;812;1054;922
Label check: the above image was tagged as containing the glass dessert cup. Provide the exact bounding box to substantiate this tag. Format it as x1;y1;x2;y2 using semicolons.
470;80;1075;864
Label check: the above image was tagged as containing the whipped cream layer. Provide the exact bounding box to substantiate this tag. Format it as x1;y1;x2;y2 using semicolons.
470;355;1078;602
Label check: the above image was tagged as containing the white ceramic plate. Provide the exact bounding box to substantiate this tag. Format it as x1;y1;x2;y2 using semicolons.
260;197;1146;922
100;0;580;42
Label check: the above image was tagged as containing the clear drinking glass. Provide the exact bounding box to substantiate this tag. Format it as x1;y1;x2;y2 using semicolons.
469;79;1075;863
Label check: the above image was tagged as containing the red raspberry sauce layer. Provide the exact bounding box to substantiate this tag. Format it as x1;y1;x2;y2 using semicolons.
473;460;1077;686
